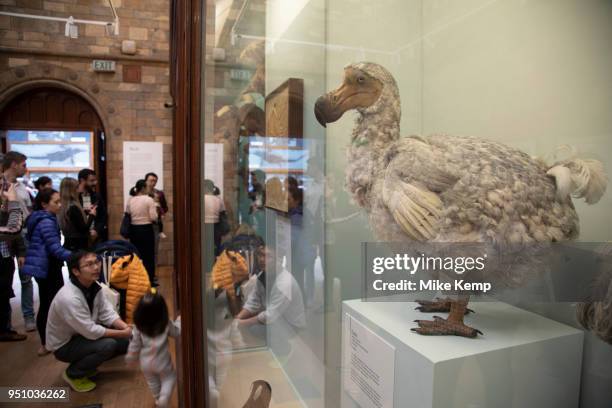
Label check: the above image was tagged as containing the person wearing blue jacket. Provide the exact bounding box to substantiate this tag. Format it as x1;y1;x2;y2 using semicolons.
22;188;72;355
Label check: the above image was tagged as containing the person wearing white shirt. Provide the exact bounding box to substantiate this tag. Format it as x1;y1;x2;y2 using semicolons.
1;151;35;332
47;251;132;392
126;179;159;286
236;245;306;330
203;179;227;255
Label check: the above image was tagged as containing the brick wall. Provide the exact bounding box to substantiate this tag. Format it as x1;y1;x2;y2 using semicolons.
0;0;169;58
0;0;174;265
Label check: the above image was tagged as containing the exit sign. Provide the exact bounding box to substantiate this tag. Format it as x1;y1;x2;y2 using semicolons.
92;60;116;72
230;69;252;81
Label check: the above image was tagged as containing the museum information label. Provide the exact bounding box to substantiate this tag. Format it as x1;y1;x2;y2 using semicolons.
204;143;224;197
123;142;163;207
275;216;291;270
344;314;395;408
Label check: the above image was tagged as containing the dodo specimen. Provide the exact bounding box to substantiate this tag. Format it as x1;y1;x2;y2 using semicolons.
315;62;607;337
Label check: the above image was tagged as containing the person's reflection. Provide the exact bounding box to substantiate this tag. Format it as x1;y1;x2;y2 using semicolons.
248;170;266;238
236;243;306;331
208;234;255;406
287;182;316;304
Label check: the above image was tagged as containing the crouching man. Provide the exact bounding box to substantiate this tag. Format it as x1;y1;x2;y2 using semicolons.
46;251;132;392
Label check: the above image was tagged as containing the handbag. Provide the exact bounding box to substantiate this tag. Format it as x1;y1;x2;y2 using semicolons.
120;212;131;239
99;281;120;312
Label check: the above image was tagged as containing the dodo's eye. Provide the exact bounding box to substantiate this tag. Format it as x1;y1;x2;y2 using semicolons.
357;76;365;84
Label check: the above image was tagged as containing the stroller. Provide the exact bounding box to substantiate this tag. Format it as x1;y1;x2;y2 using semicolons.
93;240;142;320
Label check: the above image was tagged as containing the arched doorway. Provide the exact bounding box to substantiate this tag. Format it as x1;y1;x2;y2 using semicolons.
0;86;107;209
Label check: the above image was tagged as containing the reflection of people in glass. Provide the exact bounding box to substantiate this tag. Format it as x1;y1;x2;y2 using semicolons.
208;230;261;406
249;170;265;211
144;172;169;263
236;243;305;330
237;138;252;226
248;170;266;238
204;179;227;256
287;184;305;298
305;155;325;306
287;177;318;307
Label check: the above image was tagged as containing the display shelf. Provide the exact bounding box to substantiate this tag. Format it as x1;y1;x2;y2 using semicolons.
341;300;583;408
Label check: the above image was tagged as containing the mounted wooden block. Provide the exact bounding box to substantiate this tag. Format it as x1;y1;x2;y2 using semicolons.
263;78;304;213
265;78;303;139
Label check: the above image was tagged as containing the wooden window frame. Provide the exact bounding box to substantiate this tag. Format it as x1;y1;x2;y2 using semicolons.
171;0;208;405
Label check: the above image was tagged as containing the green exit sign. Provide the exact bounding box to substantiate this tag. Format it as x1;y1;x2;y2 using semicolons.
230;69;252;81
92;60;116;72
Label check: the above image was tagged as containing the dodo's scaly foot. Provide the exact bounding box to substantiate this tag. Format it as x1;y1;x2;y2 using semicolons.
415;298;474;314
412;296;481;338
411;316;483;338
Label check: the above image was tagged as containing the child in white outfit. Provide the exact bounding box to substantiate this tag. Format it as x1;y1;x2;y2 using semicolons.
126;291;180;408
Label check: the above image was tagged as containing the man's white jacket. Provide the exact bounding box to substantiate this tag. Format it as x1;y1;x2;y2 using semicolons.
46;280;119;351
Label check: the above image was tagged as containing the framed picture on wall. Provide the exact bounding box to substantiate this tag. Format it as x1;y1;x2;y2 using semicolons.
6;130;94;187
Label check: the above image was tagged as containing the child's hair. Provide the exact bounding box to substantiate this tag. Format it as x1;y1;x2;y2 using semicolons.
133;291;170;337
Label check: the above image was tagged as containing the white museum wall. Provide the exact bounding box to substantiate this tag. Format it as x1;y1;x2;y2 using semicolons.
421;1;612;406
421;0;612;240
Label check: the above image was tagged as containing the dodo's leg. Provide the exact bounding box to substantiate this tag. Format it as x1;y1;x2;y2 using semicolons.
412;296;482;338
415;297;474;314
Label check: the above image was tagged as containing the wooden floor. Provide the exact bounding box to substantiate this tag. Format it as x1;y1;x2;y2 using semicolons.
218;350;303;408
0;265;178;408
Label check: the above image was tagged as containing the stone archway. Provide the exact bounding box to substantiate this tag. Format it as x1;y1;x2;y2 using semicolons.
0;86;104;130
0;63;117;136
0;62;121;239
0;60;174;264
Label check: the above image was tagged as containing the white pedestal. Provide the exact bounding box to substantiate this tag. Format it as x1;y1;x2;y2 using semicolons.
341;300;583;408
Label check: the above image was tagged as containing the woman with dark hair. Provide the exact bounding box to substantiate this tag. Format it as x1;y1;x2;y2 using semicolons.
22;188;72;355
248;170;266;238
58;177;97;251
203;179;227;256
34;176;52;192
144;172;168;265
127;180;158;286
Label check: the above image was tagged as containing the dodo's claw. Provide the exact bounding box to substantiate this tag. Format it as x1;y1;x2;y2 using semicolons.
412;318;483;338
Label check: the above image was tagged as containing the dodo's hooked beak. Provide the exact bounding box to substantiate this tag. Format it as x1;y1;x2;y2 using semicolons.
314;100;327;128
314;93;339;128
314;88;349;128
313;68;383;129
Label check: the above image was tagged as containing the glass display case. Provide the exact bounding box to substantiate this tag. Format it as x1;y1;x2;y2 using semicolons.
195;1;612;406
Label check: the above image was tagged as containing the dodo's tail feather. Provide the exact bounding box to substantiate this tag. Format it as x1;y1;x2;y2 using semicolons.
547;156;607;204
